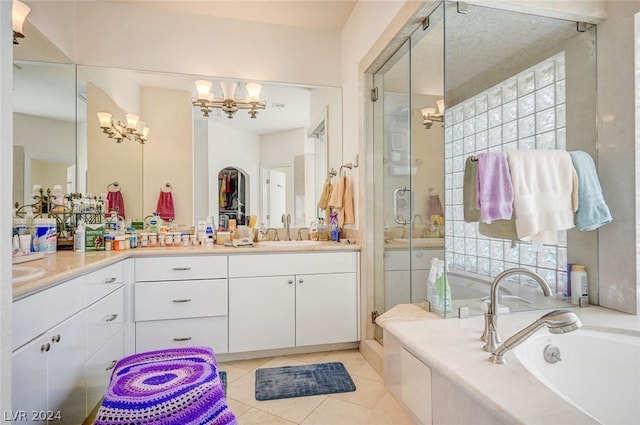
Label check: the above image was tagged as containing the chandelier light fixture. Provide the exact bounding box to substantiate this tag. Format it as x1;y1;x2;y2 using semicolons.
421;98;445;129
13;0;31;45
192;80;266;119
96;112;149;144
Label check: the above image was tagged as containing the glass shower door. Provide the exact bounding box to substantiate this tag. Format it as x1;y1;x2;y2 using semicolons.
373;5;445;342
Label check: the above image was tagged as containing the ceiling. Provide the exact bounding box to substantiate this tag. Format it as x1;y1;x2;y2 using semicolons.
113;0;358;31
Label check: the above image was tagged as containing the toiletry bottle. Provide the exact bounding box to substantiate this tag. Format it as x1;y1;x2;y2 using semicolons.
75;220;85;252
318;218;328;241
331;223;340;242
257;223;268;242
309;221;318;241
431;258;452;314
570;264;588;305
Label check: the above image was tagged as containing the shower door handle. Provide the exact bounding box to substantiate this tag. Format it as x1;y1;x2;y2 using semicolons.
393;186;411;225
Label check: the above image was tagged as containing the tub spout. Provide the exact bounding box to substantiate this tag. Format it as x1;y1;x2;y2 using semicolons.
482;268;552;352
489;309;582;364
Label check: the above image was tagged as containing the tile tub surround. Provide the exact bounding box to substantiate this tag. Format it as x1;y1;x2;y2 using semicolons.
379;305;640;425
12;241;360;299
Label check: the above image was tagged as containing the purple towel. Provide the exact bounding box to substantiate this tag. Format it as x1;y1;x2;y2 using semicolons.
94;347;237;425
476;152;514;223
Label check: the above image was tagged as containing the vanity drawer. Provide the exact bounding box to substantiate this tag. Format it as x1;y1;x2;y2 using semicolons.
13;276;85;351
135;317;228;354
135;256;227;282
85;261;125;305
86;328;124;411
134;279;227;321
229;251;357;277
86;287;125;360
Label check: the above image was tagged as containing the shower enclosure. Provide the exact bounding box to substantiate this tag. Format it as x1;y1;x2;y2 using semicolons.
371;2;597;342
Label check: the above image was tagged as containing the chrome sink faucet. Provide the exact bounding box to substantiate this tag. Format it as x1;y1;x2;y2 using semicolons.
481;268;553;352
489;309;582;364
282;213;292;241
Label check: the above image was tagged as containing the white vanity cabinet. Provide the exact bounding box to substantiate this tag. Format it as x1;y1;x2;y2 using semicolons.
133;256;229;354
12;276;87;424
384;248;443;310
12;261;128;424
228;251;359;353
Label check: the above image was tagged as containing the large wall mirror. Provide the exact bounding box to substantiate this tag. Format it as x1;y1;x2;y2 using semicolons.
77;65;342;229
12;22;76;210
12;17;342;230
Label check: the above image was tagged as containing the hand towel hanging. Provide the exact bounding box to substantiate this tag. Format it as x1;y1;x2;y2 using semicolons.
156;188;175;222
507;149;578;245
107;189;126;219
569;151;612;231
476;152;514;223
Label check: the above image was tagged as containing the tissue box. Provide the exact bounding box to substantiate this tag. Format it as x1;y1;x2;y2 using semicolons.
85;223;105;251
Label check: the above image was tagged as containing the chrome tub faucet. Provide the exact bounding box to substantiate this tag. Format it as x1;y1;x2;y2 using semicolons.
489;309;582;364
481;268;553;352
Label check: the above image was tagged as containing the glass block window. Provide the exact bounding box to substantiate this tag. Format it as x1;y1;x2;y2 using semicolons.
444;52;567;293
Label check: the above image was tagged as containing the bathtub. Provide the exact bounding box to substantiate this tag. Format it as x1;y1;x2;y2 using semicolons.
513;328;640;425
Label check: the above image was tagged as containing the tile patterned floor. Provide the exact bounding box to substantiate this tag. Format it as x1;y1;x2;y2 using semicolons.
219;349;417;425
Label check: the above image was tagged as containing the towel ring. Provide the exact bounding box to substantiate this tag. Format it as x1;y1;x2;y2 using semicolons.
107;182;120;191
162;183;172;192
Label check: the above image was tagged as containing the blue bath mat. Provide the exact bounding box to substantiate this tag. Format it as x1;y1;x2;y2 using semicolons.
255;362;356;401
219;370;227;396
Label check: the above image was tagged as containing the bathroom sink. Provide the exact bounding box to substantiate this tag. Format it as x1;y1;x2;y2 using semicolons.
12;265;46;284
259;240;323;247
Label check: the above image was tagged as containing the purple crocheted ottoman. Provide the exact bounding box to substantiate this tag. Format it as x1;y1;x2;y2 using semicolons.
94;347;237;425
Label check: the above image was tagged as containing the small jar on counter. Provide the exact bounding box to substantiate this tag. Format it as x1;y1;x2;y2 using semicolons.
173;232;182;247
104;234;113;251
139;232;149;248
114;236;126;251
148;233;158;247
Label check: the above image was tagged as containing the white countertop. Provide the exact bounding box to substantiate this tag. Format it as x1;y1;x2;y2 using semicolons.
378;304;640;425
12;241;360;299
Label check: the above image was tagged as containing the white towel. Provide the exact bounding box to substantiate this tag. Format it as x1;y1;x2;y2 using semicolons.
506;150;578;245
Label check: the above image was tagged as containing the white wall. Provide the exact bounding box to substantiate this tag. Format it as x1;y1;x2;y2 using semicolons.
2;0;13;415
597;0;640;315
13;113;75;204
30;1;342;88
262;127;307;225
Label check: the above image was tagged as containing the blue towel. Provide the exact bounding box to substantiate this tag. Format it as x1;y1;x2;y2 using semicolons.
569;151;612;231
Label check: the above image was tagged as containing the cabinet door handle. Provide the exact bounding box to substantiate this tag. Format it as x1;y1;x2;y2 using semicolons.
105;314;118;322
51;334;61;343
104;277;117;284
40;343;51;352
172;299;192;303
288;279;293;284
106;360;117;371
298;279;304;284
173;337;192;341
172;267;192;271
